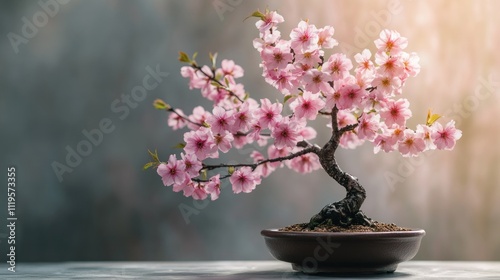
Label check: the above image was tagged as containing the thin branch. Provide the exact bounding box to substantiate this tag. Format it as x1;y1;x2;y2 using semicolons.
202;145;320;172
168;108;204;127
365;86;377;92
192;64;245;103
234;131;271;137
331;105;339;135
339;123;359;134
193;174;231;183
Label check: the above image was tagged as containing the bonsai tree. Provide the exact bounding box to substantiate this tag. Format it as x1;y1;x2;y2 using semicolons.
145;10;462;229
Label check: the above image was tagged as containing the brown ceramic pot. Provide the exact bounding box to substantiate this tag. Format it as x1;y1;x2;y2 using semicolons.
261;228;425;274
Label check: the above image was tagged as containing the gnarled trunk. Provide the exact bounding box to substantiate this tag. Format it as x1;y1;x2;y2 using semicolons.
308;107;373;228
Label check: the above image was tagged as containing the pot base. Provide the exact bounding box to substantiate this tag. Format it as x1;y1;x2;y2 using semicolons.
261;228;425;274
291;263;397;274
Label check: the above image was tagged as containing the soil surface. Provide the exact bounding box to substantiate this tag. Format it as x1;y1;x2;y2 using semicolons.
280;222;412;232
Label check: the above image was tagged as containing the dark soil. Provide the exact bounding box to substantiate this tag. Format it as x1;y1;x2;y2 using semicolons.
280;222;412;232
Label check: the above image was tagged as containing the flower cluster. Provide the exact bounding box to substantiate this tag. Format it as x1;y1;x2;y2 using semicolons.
152;10;462;201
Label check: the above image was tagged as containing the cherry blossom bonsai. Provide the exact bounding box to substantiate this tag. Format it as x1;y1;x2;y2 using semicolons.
145;10;462;231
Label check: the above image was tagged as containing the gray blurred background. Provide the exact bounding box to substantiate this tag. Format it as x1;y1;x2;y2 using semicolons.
1;0;499;262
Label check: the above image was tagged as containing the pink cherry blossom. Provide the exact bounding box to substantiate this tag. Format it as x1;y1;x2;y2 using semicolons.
432;120;462;150
336;110;358;129
207;106;234;134
205;174;221;201
380;99;412;127
290;20;319;52
323;53;353;81
168;110;186;130
181;153;202;178
294;49;322;67
374;29;408;55
339;130;364;149
188;106;210;130
372;74;402;94
230;167;260;194
194;66;214;96
357;114;380;141
388;125;406;144
157;155;186;186
172;177;193;194
271;118;301;149
337;83;364;110
299;126;317;140
255;10;284;33
261;40;293;70
183;127;217;160
182;181;196;197
214;132;234;153
256;98;283;128
373;134;395;153
253;29;281;52
232;101;255;132
363;88;388;111
227;82;246;101
289;153;321;174
375;52;404;77
400;52;421;78
268;145;292;168
210;87;231;106
181;66;209;90
289;91;326;120
251;151;276;178
192;184;208;200
324;92;338;111
302;69;333;94
398;129;426;157
247;122;263;142
218;59;244;78
354;49;374;75
416;124;436;150
355;71;373;90
232;133;250;149
317;26;338;49
265;65;298;94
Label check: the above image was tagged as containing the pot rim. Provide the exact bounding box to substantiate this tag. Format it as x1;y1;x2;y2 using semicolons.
261;228;426;239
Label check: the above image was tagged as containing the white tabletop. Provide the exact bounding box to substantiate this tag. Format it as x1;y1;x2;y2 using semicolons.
1;261;500;279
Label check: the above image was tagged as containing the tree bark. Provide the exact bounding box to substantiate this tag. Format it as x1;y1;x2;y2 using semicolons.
308;107;373;228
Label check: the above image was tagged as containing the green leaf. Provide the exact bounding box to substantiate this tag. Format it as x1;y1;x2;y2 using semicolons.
178;51;190;63
209;52;218;68
201;169;208;181
153;99;171;110
283;95;294;104
143;162;154;170
426;109;442;126
174;143;186;149
244;10;266;21
192;52;198;61
228;166;235;175
147;149;160;162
